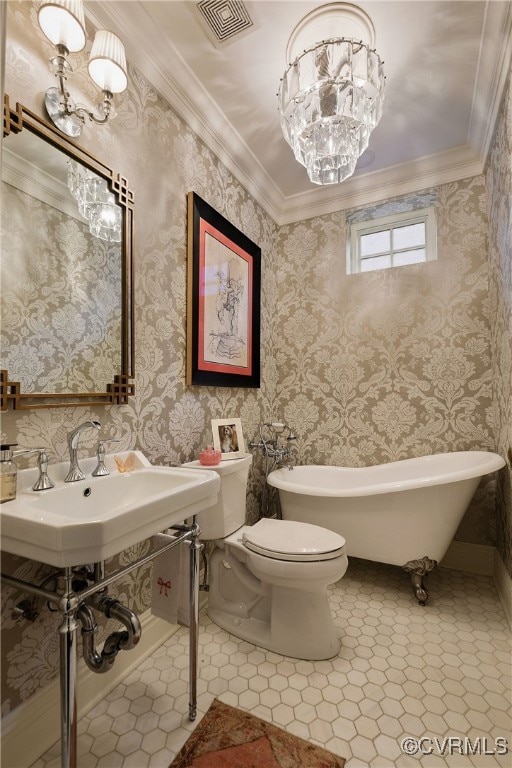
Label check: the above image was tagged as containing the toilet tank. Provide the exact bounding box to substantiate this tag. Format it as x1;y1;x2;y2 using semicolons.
182;454;252;539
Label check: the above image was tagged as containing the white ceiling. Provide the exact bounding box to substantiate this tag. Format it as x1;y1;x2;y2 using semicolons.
89;1;512;224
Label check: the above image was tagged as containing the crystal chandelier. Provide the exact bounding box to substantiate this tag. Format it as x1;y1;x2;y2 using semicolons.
278;3;385;185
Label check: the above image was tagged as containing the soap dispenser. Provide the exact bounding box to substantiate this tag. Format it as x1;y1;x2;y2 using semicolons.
0;444;18;503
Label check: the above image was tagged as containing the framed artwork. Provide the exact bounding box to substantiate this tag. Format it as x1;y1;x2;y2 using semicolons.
211;418;245;460
186;192;261;388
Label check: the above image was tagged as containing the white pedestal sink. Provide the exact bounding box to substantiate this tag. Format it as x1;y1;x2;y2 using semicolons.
1;450;220;566
0;450;219;768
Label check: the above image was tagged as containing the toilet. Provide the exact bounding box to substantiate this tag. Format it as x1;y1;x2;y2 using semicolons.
183;454;348;660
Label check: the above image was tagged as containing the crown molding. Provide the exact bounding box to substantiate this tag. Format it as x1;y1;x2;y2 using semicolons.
277;144;484;225
86;1;510;228
86;1;283;223
2;147;84;221
467;0;512;165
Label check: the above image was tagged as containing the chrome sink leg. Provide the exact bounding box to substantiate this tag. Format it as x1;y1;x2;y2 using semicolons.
188;520;202;721
93;561;106;583
59;567;79;768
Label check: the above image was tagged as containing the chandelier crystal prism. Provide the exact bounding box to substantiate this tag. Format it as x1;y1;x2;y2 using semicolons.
278;3;385;186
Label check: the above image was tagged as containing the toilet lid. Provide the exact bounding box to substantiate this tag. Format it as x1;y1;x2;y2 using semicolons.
242;518;346;562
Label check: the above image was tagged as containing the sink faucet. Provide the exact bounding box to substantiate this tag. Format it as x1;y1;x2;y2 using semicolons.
65;421;101;482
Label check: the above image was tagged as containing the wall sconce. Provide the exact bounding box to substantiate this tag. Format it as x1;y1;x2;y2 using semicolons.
37;0;127;138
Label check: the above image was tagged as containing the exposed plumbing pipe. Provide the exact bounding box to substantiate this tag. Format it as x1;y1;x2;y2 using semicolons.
200;546;209;591
95;594;141;651
77;593;141;674
248;422;297;517
11;568;64;621
77;604;114;674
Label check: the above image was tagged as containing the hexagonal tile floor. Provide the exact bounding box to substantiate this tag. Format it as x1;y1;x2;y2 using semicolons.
31;559;511;767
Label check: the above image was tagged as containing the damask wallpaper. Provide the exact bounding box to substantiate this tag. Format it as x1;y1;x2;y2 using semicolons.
0;0;510;717
1;182;122;393
275;176;496;547
486;71;512;577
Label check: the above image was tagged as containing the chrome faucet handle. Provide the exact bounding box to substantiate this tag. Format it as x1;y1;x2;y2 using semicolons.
13;447;55;491
92;439;120;477
33;449;55;490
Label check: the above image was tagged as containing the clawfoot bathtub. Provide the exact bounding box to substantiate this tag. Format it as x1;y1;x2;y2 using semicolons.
267;451;505;604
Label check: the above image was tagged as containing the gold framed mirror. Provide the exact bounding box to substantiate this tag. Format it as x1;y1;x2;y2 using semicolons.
1;95;134;410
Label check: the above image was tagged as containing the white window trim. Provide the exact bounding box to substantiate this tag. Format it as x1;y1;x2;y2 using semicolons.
347;206;437;274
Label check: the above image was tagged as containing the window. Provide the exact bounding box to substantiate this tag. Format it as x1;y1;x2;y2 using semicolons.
348;206;437;274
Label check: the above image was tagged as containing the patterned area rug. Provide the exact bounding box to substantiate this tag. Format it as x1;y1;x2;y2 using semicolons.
169;698;345;768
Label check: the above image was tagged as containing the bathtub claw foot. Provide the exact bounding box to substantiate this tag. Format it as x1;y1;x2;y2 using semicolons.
410;573;429;605
402;557;437;605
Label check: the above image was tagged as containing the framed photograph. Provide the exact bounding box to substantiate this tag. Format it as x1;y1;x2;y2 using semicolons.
211;418;245;460
186;192;261;388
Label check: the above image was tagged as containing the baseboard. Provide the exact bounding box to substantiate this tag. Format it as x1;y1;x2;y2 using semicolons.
1;611;179;768
493;549;512;630
440;541;512;629
440;540;495;575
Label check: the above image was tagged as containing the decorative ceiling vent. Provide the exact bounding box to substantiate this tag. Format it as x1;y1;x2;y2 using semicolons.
196;1;254;46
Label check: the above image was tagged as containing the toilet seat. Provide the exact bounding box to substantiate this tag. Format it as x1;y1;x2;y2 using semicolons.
241;518;346;562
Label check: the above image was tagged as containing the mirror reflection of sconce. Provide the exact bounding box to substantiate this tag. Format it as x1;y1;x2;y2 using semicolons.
37;0;128;138
68;160;122;242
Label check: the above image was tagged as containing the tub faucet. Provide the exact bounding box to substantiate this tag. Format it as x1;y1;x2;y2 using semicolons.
65;421;101;482
248;422;297;518
248;423;297;470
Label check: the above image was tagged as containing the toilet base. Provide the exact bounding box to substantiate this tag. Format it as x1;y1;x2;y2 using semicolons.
207;551;342;660
207;605;272;653
207;602;341;660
